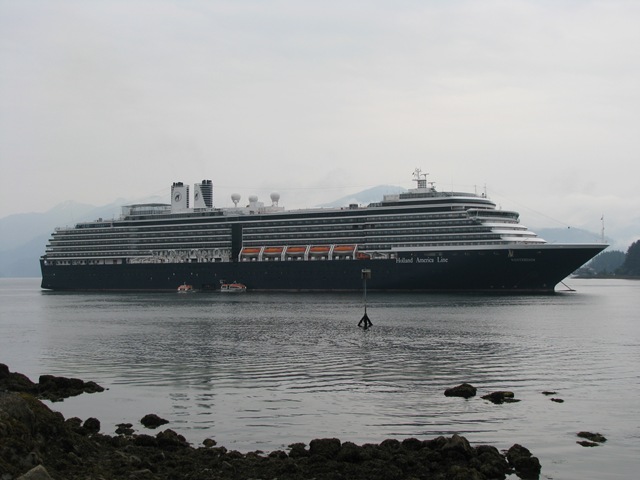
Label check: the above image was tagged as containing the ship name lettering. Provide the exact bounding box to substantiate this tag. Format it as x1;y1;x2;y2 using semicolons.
438;257;448;263
396;258;414;264
417;257;434;263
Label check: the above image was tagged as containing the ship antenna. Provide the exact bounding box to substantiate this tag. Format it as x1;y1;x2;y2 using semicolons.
601;214;605;243
413;168;428;189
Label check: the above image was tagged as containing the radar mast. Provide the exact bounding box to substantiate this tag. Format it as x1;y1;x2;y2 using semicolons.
413;168;429;190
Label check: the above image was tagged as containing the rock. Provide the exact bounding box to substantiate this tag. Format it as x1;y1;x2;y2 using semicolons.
577;440;600;447
82;417;100;433
155;429;189;450
550;398;564;403
337;441;367;463
202;438;217;447
287;442;309;458
577;431;607;443
541;391;557;396
401;437;423;451
444;383;477;398
140;413;169;429
442;433;474;459
38;375;105;402
309;437;341;459
475;445;510;478
16;465;53;480
0;363;38;394
482;391;520;404
379;438;401;451
507;444;541;479
115;423;135;435
133;434;158;447
0;364;104;402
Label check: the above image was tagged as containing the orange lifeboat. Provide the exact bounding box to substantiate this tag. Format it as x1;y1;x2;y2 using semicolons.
333;245;356;253
263;246;284;255
309;246;331;254
286;246;306;254
241;247;261;255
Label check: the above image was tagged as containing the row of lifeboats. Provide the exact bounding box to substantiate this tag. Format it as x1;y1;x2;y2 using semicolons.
239;244;370;262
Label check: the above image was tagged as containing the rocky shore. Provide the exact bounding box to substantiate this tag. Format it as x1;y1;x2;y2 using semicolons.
1;365;541;479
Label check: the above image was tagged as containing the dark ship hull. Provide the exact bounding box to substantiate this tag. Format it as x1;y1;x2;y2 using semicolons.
40;244;604;293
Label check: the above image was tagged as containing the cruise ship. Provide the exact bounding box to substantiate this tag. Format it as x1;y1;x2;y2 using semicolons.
40;170;606;292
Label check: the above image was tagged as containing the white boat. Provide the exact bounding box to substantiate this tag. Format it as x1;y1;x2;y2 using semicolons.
220;282;247;293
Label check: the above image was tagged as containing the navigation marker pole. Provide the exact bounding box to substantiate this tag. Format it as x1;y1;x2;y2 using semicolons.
358;269;373;329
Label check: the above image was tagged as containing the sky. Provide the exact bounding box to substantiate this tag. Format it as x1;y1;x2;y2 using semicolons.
1;0;639;244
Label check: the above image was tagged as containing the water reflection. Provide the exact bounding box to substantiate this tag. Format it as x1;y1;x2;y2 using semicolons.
2;279;639;480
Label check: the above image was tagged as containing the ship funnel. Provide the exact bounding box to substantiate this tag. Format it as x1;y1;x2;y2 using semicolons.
194;179;213;208
171;182;189;212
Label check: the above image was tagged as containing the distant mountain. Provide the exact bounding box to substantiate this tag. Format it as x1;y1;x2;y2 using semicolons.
0;233;48;277
316;185;407;208
535;227;604;245
0;196;163;278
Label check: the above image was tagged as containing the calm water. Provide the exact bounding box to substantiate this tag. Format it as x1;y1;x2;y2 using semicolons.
1;278;638;479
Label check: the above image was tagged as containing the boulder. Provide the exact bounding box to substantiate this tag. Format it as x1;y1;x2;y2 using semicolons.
444;383;477;398
16;465;54;480
442;434;474;460
507;444;541;479
83;417;101;434
482;391;520;404
0;364;104;402
155;429;189;450
309;437;341;459
140;413;169;429
577;431;606;444
38;375;104;402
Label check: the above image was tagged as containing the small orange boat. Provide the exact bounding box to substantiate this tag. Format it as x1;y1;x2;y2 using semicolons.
333;245;356;252
177;284;194;293
220;282;247;293
309;246;330;254
263;246;284;255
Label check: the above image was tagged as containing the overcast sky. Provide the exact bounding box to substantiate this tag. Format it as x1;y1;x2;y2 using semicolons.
1;0;639;242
